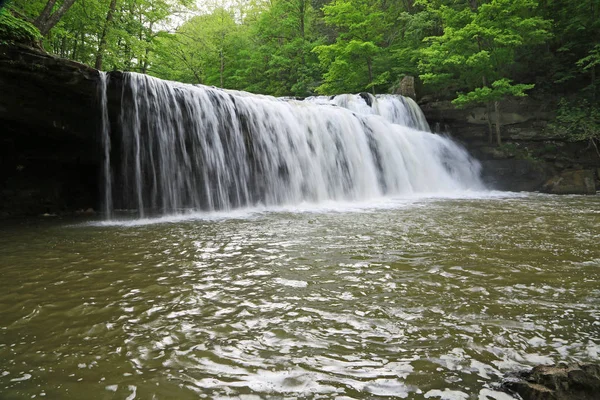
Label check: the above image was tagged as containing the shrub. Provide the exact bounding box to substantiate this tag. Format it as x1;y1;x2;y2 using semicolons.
0;8;42;45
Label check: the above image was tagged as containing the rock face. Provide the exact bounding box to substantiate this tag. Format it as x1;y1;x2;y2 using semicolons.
398;76;416;100
481;159;552;192
503;364;600;400
420;98;600;192
542;170;596;195
0;43;101;217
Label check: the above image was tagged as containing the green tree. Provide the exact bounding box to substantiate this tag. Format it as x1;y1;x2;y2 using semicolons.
34;0;77;36
313;0;392;94
151;7;242;86
240;0;324;96
418;0;551;144
540;0;600;101
554;98;600;158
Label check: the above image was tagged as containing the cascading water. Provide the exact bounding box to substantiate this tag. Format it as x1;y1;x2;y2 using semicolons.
102;72;484;216
306;93;431;132
98;72;113;218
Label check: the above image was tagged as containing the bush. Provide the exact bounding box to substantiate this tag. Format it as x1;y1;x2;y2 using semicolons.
0;8;42;45
554;98;600;157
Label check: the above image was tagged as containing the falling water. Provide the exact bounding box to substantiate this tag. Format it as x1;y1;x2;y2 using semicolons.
103;73;483;216
98;71;113;218
306;93;431;131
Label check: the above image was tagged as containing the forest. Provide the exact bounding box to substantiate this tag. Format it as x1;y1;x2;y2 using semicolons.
1;0;599;146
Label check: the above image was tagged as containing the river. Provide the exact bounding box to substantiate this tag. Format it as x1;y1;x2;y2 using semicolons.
1;192;598;399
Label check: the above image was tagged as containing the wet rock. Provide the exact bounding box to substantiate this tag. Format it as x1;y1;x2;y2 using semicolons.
480;159;551;192
542;170;596;195
503;364;600;400
358;92;373;107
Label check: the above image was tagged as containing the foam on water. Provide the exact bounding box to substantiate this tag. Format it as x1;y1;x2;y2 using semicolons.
89;190;524;227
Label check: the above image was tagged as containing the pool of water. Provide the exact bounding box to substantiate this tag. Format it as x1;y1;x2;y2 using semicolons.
0;193;598;399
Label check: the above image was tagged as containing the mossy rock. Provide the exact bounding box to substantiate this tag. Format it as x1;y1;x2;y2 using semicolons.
0;8;42;45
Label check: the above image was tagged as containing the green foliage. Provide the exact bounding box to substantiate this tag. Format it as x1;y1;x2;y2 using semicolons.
9;0;194;72
1;0;598;106
542;1;600;97
0;8;41;44
453;79;534;108
238;0;324;96
313;0;395;94
554;99;600;151
419;0;551;95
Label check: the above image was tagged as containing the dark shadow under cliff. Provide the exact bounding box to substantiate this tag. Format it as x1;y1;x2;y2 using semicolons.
0;44;101;217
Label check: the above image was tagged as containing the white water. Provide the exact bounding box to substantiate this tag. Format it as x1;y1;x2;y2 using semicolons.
102;73;484;216
98;72;113;218
306;93;431;131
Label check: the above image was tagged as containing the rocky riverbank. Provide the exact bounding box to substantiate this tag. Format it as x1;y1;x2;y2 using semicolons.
0;43;598;217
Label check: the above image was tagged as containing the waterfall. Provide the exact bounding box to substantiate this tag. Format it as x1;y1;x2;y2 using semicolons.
98;72;113;218
306;93;431;132
102;72;483;216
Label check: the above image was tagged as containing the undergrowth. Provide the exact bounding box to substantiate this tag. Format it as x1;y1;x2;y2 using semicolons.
0;8;41;45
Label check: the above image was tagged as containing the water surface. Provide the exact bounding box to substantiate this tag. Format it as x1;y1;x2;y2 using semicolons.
1;193;598;399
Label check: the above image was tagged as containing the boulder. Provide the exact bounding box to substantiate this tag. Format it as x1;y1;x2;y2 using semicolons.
503;364;600;400
398;76;416;100
542;170;596;195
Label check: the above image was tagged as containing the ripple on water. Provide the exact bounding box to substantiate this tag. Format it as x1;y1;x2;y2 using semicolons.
0;194;599;398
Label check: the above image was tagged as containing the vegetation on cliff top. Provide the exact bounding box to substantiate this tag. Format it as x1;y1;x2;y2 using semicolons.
0;8;41;45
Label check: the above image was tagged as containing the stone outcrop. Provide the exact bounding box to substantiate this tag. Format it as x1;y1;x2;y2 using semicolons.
0;43;101;217
420;98;600;192
503;363;600;400
398;76;416;100
542;170;596;194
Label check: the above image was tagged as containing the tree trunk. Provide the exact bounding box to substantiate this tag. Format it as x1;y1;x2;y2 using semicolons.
60;35;66;57
71;39;77;60
592;65;597;102
34;0;57;28
95;0;118;70
220;49;224;88
298;0;306;39
141;47;150;74
486;102;493;143
481;75;493;143
35;0;77;36
494;101;502;146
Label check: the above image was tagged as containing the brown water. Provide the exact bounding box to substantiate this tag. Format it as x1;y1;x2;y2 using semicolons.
0;193;598;399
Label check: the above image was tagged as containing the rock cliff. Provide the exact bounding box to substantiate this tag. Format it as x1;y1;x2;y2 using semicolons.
421;98;600;193
0;43;101;217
